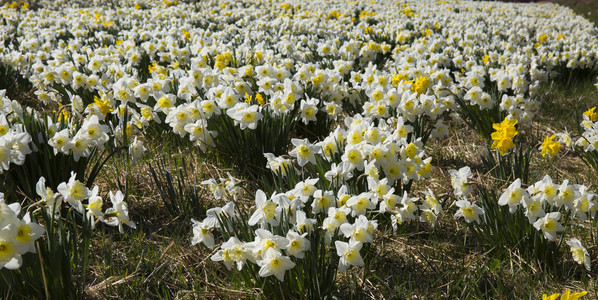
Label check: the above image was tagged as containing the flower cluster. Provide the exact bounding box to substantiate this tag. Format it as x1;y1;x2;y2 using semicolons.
496;174;596;233
497;175;595;269
575;107;598;152
39;173;136;233
193;163;444;281
0;0;597;295
449;166;485;224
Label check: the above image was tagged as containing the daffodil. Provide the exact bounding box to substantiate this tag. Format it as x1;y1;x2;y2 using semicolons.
448;166;473;197
212;237;250;271
248;190;279;227
285;231;310;258
289;138;317;167
57;172;90;214
583;107;597;122
566;238;591;271
104;190;136;234
455;200;484;224
541;134;561;157
543;289;588;300
498;178;527;213
491;117;518;155
0;224;21;270
257;248;295;281
533;212;564;241
335;240;364;272
191;219;215;249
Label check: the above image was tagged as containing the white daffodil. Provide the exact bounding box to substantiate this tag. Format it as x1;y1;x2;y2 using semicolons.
335;240;364;272
191;218;215;249
57;172;90;214
248;190;279;227
566;238;591;271
104;190;136;234
454;199;484;224
533;212;564;242
257;248;295;281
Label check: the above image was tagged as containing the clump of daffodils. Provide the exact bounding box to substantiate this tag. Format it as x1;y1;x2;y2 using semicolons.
1;0;598;295
39;174;136;233
0;173;135;271
572;107;598;155
449;166;485;224
193;123;444;280
499;175;595;239
497;175;595;271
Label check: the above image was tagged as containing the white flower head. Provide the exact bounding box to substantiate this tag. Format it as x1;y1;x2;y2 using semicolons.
566;238;591;271
257;248;295;281
335;240;364;272
533;212;563;242
454;199;484;224
191;218;215;248
104;190;136;234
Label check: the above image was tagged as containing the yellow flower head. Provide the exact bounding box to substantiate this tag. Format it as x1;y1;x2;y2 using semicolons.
255;93;265;105
148;62;158;73
541;134;561;158
181;29;190;41
94;96;114;116
583;107;597;122
411;76;430;96
55;104;70;123
392;73;406;86
539;33;548;43
490;117;518;155
542;289;588;300
482;54;490;65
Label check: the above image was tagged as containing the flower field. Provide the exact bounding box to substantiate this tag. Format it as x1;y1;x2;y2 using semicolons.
1;0;598;298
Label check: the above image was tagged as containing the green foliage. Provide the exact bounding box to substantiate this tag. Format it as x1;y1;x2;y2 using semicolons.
207;107;296;179
471;186;558;265
481;144;533;185
454;94;505;140
0;62;32;102
148;155;207;220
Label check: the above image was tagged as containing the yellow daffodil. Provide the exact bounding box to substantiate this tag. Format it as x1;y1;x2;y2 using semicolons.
541;134;561;157
583;107;597;122
490;117;518;155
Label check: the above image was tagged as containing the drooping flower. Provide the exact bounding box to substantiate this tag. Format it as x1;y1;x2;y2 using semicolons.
104;191;136;234
191;219;215;249
566;238;591;271
335;240;364;272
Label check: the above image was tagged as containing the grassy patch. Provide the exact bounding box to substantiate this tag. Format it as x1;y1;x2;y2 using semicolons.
553;0;598;25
